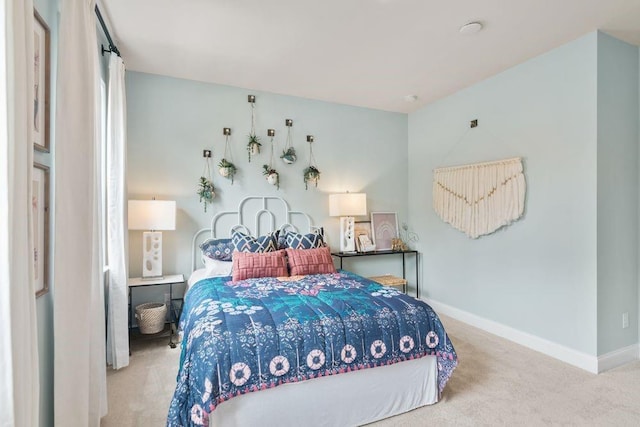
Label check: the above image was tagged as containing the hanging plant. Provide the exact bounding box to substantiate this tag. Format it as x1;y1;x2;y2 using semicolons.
198;153;215;212
280;147;297;164
263;165;280;189
247;134;261;162
303;166;321;190
281;119;296;164
247;96;261;162
303;135;321;190
264;129;280;189
218;158;237;183
219;128;237;184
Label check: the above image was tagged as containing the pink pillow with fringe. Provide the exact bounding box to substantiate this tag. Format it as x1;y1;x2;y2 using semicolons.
285;247;336;276
232;250;288;282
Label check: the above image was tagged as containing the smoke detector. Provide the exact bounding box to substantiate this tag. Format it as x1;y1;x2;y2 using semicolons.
459;22;483;35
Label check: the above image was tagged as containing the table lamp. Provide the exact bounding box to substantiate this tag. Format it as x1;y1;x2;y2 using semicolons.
329;192;367;253
128;199;176;279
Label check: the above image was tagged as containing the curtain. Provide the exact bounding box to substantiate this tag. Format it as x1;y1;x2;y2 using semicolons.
0;0;40;425
106;52;129;369
54;0;108;425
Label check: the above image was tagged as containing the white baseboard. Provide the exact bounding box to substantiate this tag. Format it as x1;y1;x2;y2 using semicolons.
597;344;639;373
423;297;600;374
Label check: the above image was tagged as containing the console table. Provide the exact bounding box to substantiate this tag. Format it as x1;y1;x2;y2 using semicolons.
331;250;419;298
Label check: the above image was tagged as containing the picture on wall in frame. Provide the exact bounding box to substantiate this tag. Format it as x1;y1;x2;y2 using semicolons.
33;9;51;152
371;212;399;251
354;221;375;252
33;162;50;297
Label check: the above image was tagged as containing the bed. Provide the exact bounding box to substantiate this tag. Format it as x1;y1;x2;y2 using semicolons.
168;197;457;426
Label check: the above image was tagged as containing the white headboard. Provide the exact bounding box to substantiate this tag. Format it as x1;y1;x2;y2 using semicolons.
191;196;320;272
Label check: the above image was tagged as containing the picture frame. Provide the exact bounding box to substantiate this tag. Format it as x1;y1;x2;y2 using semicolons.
370;212;399;251
33;162;50;297
354;221;375;252
33;9;51;152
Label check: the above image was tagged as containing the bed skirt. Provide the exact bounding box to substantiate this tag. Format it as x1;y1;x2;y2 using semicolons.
210;354;438;427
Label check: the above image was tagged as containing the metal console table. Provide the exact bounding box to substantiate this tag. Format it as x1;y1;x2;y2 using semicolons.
331;250;419;298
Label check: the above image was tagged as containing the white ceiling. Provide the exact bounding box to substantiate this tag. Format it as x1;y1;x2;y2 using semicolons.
103;0;640;113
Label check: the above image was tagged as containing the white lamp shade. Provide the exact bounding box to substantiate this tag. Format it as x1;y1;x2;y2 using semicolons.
329;193;367;217
128;200;176;231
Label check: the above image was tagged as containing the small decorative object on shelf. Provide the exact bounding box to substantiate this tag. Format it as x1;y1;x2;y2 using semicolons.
247;95;261;162
280;119;297;164
391;238;408;251
219;127;237;184
197;150;215;212
303;135;320;190
263;129;280;189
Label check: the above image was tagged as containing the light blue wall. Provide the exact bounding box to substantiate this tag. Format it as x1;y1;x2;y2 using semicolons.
126;72;409;309
408;33;600;355
596;32;639;354
33;0;57;425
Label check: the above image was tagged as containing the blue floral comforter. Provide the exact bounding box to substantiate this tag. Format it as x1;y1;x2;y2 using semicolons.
167;271;457;426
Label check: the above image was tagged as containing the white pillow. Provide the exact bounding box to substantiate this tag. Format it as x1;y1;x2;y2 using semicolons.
203;257;233;277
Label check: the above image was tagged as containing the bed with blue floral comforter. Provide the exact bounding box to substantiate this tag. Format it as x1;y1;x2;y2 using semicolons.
167;271;457;426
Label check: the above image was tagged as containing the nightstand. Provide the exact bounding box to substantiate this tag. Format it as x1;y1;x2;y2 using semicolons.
128;274;185;348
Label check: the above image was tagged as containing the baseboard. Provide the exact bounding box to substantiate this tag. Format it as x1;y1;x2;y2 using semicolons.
423;297;599;374
597;344;640;373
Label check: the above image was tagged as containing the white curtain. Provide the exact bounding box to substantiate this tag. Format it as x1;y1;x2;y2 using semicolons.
0;0;40;425
106;52;129;369
54;0;108;425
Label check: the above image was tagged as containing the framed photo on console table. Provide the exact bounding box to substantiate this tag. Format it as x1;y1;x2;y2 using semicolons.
370;212;398;251
33;162;50;297
354;221;375;252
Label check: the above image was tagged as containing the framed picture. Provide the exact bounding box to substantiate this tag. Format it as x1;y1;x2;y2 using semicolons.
33;9;51;152
370;212;399;251
33;162;50;297
354;221;375;252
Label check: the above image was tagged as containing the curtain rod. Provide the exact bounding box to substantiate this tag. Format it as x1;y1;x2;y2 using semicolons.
95;5;120;57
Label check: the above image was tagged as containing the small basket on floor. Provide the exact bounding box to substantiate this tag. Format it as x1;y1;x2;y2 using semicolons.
135;302;167;334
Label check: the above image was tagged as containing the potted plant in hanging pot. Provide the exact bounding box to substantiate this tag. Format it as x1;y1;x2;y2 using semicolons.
247;134;261;162
303;166;321;190
262;164;280;189
280;147;297;164
197;176;215;212
218;158;237;184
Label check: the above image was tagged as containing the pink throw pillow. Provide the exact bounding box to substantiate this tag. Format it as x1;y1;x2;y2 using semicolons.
232;250;288;282
285;247;337;276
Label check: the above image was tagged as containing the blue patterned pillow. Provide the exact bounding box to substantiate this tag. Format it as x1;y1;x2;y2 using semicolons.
232;230;279;253
284;231;325;249
200;238;234;262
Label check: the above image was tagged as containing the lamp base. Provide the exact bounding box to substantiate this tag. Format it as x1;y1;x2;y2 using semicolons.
339;216;356;253
142;231;163;279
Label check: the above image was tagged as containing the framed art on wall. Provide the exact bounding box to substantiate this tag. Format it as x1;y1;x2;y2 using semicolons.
371;212;399;251
33;9;51;152
33;162;50;297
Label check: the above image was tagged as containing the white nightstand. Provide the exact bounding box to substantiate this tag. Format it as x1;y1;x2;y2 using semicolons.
128;274;185;348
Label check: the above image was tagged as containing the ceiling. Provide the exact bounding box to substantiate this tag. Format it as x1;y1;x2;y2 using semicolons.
103;0;640;113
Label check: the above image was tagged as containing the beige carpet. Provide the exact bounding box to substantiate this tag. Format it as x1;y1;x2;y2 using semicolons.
101;315;640;426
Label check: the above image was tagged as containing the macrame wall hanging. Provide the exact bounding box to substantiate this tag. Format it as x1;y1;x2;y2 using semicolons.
218;127;237;184
433;157;525;238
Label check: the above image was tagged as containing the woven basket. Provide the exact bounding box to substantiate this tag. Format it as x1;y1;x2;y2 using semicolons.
135;302;167;334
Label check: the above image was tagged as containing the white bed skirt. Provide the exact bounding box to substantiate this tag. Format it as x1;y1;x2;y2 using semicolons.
209;355;438;427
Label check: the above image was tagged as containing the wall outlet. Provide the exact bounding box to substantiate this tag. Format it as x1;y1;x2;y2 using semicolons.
622;312;629;329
